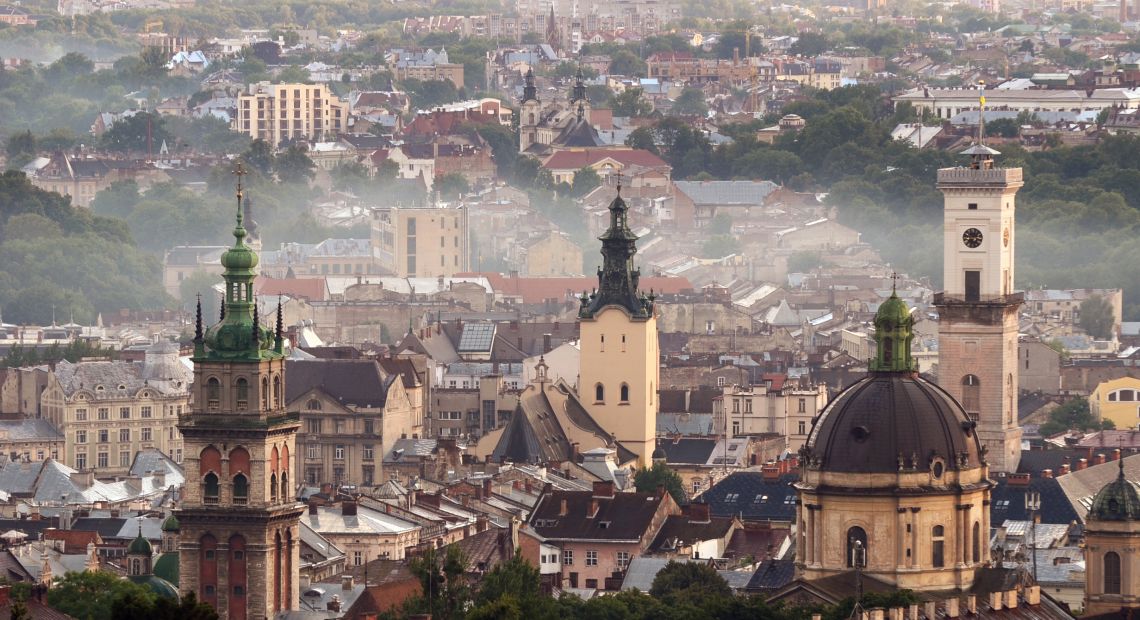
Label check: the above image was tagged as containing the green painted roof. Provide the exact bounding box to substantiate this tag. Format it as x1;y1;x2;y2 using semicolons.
129;574;180;600
153;552;179;587
160;514;179;532
869;286;917;373
127;532;153;556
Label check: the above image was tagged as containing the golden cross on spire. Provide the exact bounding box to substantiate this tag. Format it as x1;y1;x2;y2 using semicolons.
233;162;247;221
890;271;901;294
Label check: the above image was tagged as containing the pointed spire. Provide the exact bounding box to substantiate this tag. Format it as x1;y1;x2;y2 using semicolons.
252;302;260;346
194;294;203;343
219;296;226;321
274;297;284;353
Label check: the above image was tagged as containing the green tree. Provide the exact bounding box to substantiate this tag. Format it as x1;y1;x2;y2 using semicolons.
436;173;471;199
46;570;155;620
1038;397;1106;436
570;167;601;197
404;78;461;110
625;126;659;154
6;130;35;168
789;32;831;56
709;213;732;235
702;234;741;257
180;270;222;318
649;560;733;600
274;144;315;182
985;117;1020;138
610;88;653;117
609;49;647;76
671;87;708;117
470;551;557;620
788;251;823;273
1079;294;1115;339
277;65;311;84
404;546;469;620
99;112;173;155
240;139;275;178
6;214;63;240
633;462;686;505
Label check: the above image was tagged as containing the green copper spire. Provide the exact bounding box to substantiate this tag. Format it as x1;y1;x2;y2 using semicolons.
200;166;279;362
870;276;916;373
579;177;653;320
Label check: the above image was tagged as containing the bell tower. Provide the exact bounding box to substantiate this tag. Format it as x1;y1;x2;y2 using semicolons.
935;133;1023;474
577;180;659;466
177;168;303;620
519;68;541;152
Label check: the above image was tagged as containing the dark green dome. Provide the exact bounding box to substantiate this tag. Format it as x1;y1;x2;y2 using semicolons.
153;553;180;587
875;293;912;330
127;532;153;556
160;514;179;532
1089;460;1140;521
129;574;179;600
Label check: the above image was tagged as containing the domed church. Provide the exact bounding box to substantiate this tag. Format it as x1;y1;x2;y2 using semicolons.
795;287;992;591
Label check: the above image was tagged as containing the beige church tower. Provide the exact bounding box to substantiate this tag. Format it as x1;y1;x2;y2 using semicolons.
578;182;659;467
518;68;540;152
177;177;303;620
935;143;1023;474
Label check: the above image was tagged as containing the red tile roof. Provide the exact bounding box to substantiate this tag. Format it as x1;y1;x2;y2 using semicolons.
256;277;328;302
459;272;692;304
541;148;668;171
43;529;101;554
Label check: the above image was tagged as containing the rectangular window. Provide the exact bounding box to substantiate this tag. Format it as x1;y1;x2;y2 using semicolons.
798;421;806;435
585;550;598;566
75;453;86;469
120;407;130;419
334;467;344;483
141;428;152;442
120;452;130;467
76;430;87;444
97;452;108;468
98;430;108;443
364;419;374;435
97;408;109;421
308;419;322;434
335;419;345;434
335;445;345;459
119;429;130;443
363;445;374;460
75;408;87;421
141;406;152;418
362;465;374;486
967;203;978;210
617;551;630;568
965;270;980;302
308;444;319;459
563;550;573;565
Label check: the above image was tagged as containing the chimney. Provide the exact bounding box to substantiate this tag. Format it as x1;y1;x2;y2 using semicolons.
1077;458;1088;470
945;597;959;618
559;498;568;517
966;594;977;614
924;602;937;620
1113;448;1122;461
688;502;711;523
1006;473;1030;486
812;615;822;620
342;574;354;591
762;464;780;480
342;500;358;517
300;575;311;591
1004;590;1018;609
327;594;341;612
1026;585;1041;606
592;480;615;498
869;609;884;620
482;478;492;499
889;608;904;620
1041;469;1053;479
543;333;552;353
1095;453;1106;465
908;604;919;620
0;585;9;607
988;592;1002;611
1059;463;1070;475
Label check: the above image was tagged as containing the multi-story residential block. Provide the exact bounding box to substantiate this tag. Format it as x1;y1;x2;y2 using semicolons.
711;382;828;452
429;375;518;439
234;82;347;145
39;341;190;477
162;246;227;296
370;205;470;278
389;48;465;89
287;359;421;487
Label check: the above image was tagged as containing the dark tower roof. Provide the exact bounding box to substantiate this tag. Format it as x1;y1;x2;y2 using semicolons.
579;183;654;320
1089;457;1140;521
522;68;538;104
802;291;983;474
572;63;587;105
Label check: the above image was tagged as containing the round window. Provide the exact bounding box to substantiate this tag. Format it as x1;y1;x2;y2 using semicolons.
932;461;945;478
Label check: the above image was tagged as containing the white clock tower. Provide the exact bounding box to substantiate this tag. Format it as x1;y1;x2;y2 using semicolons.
935;144;1023;474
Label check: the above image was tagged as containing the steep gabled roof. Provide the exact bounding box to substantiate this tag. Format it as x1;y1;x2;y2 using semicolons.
285;359;394;408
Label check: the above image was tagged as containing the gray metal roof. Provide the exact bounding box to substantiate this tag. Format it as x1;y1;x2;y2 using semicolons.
673;180;778;206
0;418;63;441
621;556;700;591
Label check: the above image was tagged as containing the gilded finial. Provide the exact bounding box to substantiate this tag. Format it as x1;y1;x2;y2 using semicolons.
234;162;247;225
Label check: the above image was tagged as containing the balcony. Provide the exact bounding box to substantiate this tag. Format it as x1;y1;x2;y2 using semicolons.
936;167;1023;188
933;292;1024;307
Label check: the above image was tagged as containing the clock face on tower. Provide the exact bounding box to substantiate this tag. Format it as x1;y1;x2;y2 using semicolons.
962;228;984;248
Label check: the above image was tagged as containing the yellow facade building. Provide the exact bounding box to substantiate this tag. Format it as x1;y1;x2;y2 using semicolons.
234;82;347;145
1090;376;1140;430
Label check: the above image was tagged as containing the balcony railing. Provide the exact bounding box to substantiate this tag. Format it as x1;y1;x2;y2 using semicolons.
934;292;1024;305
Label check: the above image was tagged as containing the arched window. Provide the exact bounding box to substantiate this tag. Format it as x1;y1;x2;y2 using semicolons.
235;378;249;410
203;472;220;503
306;399;322;411
932;525;945;568
280;472;289;502
883;337;893;364
846;526;868;568
271;446;280;474
972;522;981;563
273;375;282;408
1105;551;1122;594
206;377;221;410
233;473;249;504
961;375;980;413
270;473;278;503
620;383;630;403
261;377;269;410
595;383;604;403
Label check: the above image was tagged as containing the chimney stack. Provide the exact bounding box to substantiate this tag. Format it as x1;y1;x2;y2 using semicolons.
1041;469;1053;479
989;592;1002;611
341;574;354;591
342;500;357;517
688;502;711;523
945;597;960;618
924;602;937;620
967;595;977;614
559;498;568;516
592;480;615;498
1059;463;1070;475
1113;448;1122;461
1026;585;1041;606
1095;453;1106;466
908;604;919;620
1004;590;1018;609
1077;458;1089;470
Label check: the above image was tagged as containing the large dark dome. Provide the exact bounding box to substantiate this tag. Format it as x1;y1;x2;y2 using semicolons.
804;373;983;474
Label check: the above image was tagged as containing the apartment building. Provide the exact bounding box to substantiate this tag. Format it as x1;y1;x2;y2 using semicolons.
711;382;828;452
370;205;470;278
38;341;190;477
234;82;348;145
